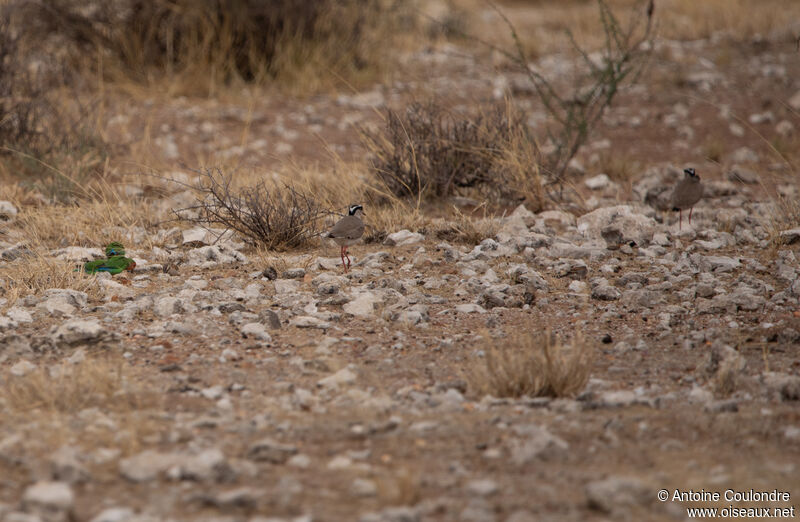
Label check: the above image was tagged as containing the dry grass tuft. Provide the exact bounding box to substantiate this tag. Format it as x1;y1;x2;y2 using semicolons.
1;355;156;415
14;195;158;248
0;253;99;303
596;151;638;184
364;101;540;204
425;206;501;245
376;468;421;507
656;0;800;41
0;5;109;201
469;330;593;398
12;0;411;95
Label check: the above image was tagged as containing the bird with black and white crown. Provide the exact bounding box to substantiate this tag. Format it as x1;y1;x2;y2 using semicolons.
323;204;365;273
670;168;704;230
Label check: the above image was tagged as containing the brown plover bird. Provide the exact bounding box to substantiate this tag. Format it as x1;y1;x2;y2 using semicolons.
325;204;365;273
670;168;704;230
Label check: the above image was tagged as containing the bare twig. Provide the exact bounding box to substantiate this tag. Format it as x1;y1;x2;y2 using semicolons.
173;167;326;250
430;0;655;202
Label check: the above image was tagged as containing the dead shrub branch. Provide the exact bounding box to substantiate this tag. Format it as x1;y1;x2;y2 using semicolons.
175;167;326;250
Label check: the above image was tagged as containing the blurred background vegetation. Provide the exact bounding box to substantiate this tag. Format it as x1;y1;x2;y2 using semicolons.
0;0;798;236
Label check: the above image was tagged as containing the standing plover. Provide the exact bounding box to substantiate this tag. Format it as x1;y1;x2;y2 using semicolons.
325;204;365;273
670;168;704;230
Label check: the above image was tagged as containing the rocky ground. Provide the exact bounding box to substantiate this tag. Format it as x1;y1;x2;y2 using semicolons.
2;4;800;522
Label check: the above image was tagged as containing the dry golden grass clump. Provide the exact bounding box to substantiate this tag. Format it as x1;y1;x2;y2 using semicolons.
9;0;411;95
364;102;542;205
469;330;594;399
15;196;154;247
0;355;155;415
424;206;502;245
0;254;99;306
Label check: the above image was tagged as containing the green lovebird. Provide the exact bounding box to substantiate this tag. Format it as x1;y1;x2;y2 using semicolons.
105;242;126;257
81;242;136;275
83;256;136;275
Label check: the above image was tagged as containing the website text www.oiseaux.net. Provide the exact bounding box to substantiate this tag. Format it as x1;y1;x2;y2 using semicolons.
657;489;796;519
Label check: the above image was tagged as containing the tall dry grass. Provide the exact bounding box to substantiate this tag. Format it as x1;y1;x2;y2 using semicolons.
0;253;99;306
363;101;544;208
469;330;594;398
0;355;164;456
0;356;152;414
474;0;800;58
10;0;414;96
14;195;159;248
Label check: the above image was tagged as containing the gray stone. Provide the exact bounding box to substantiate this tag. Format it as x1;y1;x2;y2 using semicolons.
153;296;187;317
789;89;800;111
100;279;135;301
1;242;32;261
554;259;588;279
38;289;88;317
241;322;272;342
22;481;74;520
52;319;109;347
88;508;135;522
510;424;568;464
466;479;499;496
360;506;419;522
52;246;104;262
0;201;17;222
260;310;282;329
281;268;306;279
176;448;232;482
776;120;795;137
246;439;298;463
691;254;741;273
273;279;300;294
591;278;621;301
384;230;424;246
779;228;800;245
290;316;330;329
119;451;180;482
621;289;664;309
318;367;357;388
730;146;759;164
182;227;210;246
50;446;90;484
351;478;378;497
727;165;758;184
343;292;379;317
185;245;247;267
761;372;800;401
577;205;656;246
200;487;260;510
6;306;33;323
454;303;487;314
10;360;36;377
586;476;650;514
585;174;611;190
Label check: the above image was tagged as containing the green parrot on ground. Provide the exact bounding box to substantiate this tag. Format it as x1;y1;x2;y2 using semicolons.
82;242;136;275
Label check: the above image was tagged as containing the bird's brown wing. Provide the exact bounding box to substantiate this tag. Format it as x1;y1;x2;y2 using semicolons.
670;180;703;209
328;216;365;240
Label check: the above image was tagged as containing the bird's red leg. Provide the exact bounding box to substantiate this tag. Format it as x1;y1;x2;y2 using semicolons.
679;209;682;231
344;246;351;269
340;246;348;273
689;207;693;225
